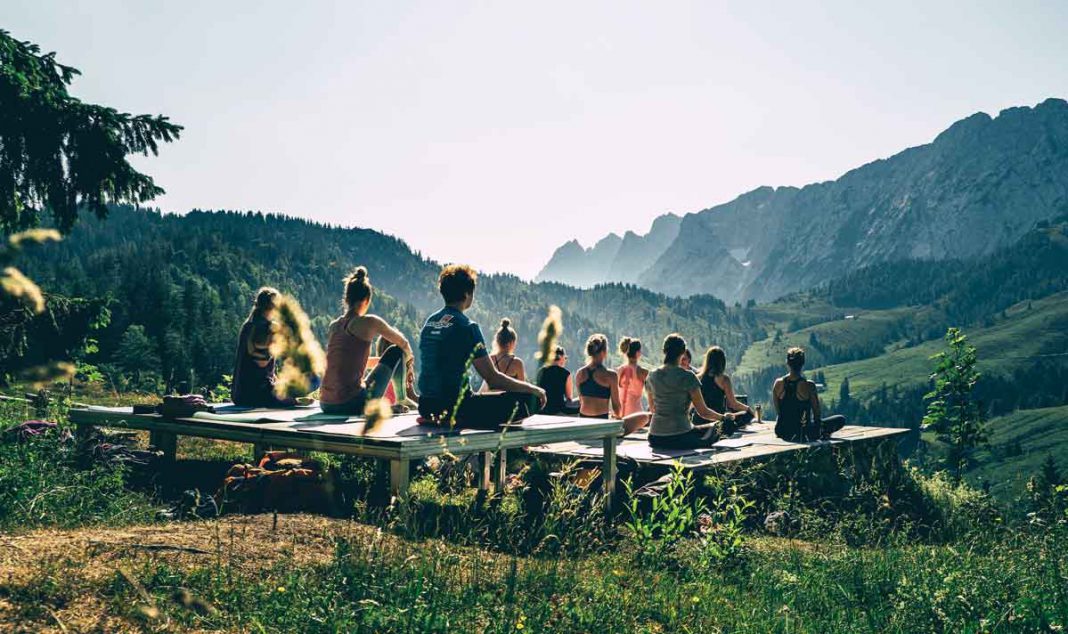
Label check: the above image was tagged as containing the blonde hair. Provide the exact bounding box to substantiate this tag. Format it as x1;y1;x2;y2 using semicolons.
619;336;641;359
585;333;608;359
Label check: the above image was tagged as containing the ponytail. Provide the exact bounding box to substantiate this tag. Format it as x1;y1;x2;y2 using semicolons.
619;336;641;359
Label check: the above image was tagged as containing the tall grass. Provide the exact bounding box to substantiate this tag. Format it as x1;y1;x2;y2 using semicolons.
10;522;1066;632
0;399;155;531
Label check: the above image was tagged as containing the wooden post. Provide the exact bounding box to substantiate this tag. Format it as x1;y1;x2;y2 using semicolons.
389;458;410;498
495;448;508;492
479;451;493;492
149;430;177;464
602;435;617;511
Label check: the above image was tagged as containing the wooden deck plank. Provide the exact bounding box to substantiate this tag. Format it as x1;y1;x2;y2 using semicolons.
67;406;623;460
528;423;911;471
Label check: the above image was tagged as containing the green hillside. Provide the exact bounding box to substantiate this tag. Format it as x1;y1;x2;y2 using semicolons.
736;304;941;376
9;206;761;391
817;292;1068;401
964;404;1068;502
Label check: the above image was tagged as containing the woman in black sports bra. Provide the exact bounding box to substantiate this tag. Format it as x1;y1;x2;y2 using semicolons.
576;334;619;418
772;347;846;441
480;318;526;392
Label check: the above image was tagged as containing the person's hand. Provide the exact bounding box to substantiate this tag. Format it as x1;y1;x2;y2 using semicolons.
724;412;736;423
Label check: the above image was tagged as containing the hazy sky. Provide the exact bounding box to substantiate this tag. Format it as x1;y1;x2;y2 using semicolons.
6;1;1067;277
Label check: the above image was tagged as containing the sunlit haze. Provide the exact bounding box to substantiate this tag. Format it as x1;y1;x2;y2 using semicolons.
6;1;1067;278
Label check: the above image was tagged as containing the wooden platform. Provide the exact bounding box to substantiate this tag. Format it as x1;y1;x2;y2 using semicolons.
528;421;910;471
67;405;622;503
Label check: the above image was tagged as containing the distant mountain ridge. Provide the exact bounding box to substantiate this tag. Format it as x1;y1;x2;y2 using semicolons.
537;214;682;287
537;98;1068;302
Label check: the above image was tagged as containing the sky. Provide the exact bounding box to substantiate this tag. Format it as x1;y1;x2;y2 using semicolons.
5;1;1068;278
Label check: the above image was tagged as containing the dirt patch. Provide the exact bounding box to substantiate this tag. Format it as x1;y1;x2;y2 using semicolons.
0;514;365;632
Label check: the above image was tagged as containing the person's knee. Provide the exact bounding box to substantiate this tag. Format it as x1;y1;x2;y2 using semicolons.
380;344;405;366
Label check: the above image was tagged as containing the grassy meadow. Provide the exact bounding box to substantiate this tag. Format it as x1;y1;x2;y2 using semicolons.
1;397;1066;632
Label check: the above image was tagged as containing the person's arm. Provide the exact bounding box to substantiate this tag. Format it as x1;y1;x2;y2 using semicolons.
564;371;573;400
772;379;784;417
689;388;730;426
513;358;526;382
808;381;822;422
645;379;656;414
607;370;622;419
366;316;412;358
722;376;753;414
473;356;546;407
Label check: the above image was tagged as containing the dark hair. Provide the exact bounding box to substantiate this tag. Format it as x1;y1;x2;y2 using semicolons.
699;346;727;381
439;264;478;304
585;333;608;358
787;346;806;372
495;318;517;350
619;336;641;359
663;333;687;365
343;266;372;311
553;345;567;362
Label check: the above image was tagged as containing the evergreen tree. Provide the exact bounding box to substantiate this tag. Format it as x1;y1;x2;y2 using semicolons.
923;327;987;481
0;29;181;233
839;376;851;405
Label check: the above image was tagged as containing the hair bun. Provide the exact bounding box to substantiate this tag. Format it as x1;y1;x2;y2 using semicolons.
500;318;511;329
353;266;368;281
619;337;632;354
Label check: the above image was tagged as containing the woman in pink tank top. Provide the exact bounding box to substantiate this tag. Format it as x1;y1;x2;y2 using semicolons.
320;267;414;415
617;336;649;417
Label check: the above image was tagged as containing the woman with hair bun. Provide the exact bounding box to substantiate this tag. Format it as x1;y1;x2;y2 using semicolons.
319;266;414;415
536;345;578;415
772;346;845;441
617;336;649;416
646;333;736;450
480;318;525;391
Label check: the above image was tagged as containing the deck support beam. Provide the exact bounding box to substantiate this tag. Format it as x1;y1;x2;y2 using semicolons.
495;448;508;492
389;458;410;498
602;435;617;511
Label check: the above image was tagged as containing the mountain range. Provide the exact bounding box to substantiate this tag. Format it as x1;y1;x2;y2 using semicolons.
536;98;1068;303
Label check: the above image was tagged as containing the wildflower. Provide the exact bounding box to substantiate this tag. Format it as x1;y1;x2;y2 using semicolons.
691;596;701;604
277;586;286;593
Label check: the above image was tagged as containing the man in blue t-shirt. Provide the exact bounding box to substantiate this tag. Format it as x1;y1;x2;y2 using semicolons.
418;264;546;428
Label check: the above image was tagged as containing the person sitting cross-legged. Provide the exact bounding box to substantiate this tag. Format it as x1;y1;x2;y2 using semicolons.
536;345;579;415
646;333;736;450
231;287;297;408
771;347;846;442
691;346;755;434
417;264;546;429
319;267;414;415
